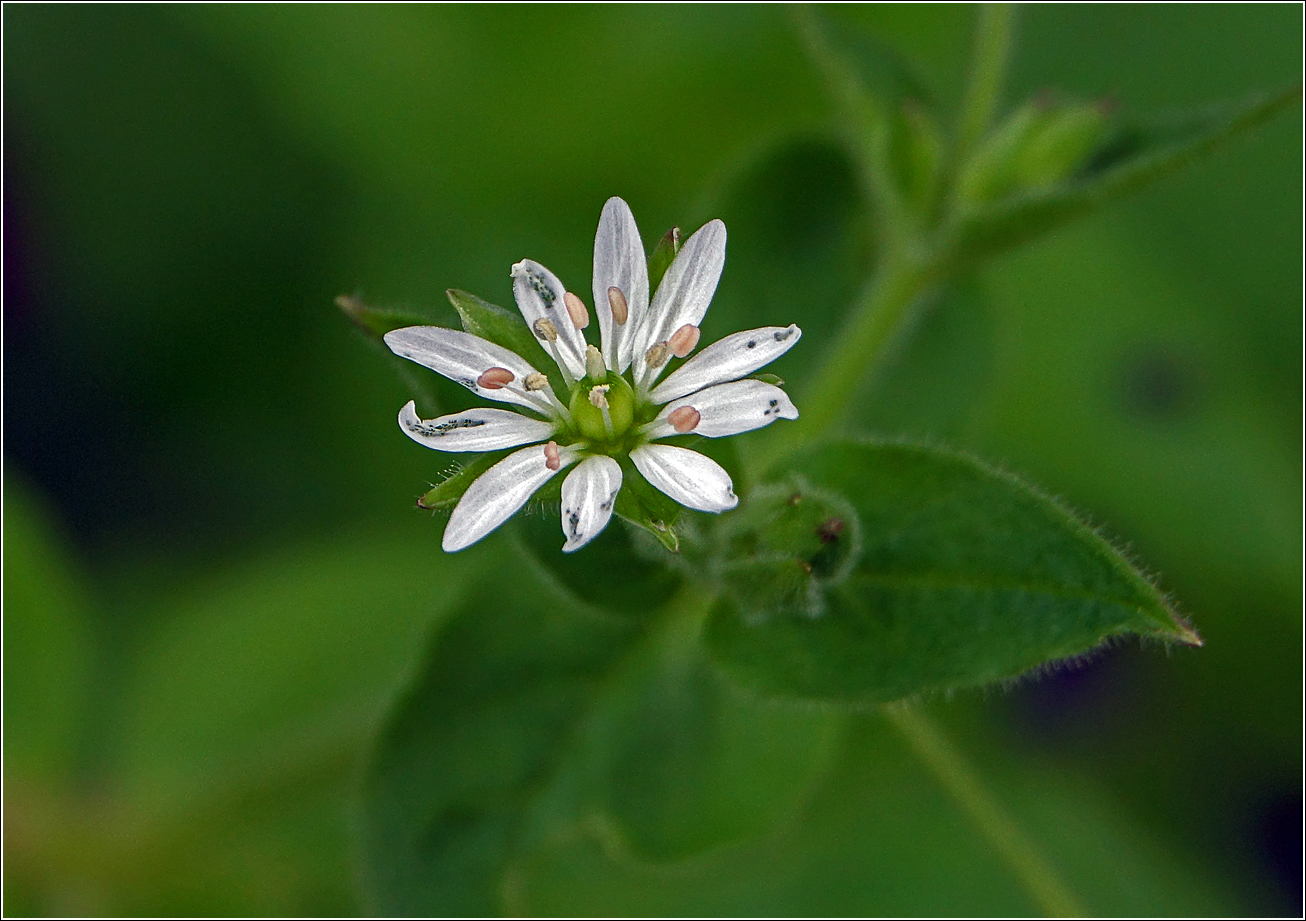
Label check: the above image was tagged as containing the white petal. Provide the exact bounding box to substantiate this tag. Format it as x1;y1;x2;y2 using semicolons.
385;326;558;416
443;443;578;552
511;259;589;379
649;325;802;405
633;219;727;383
560;455;623;553
630;443;738;513
592;197;649;374
645;380;798;440
398;401;554;452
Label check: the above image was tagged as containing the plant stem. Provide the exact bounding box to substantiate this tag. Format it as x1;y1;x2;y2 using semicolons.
954;4;1016;169
885;704;1084;918
749;249;936;475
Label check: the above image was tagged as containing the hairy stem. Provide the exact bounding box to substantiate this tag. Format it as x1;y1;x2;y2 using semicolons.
885;704;1084;918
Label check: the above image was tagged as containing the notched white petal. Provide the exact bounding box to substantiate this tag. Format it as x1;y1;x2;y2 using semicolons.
384;326;556;415
634;219;726;381
630;443;738;514
645;380;798;440
592;197;649;373
561;455;623;552
649;324;801;405
512;259;588;379
443;442;578;552
398;401;553;452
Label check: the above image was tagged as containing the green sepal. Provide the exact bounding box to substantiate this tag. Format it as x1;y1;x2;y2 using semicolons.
750;372;785;387
614;460;683;553
446;288;558;386
417;452;504;512
647;226;680;297
336;294;443;343
338;294;444;415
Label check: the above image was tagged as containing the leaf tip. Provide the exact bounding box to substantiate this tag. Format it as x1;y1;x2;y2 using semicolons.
1171;620;1203;648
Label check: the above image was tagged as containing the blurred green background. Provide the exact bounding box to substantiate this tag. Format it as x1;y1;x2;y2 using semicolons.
4;4;1300;916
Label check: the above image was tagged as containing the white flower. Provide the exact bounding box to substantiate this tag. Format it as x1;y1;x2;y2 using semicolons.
385;197;802;553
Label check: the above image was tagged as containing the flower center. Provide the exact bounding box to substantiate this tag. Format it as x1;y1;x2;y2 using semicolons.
569;372;635;445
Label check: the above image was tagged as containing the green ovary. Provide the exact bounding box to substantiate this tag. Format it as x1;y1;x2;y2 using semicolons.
570;372;636;445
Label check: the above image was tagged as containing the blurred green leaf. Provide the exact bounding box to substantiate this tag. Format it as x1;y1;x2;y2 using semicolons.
706;440;1198;704
559;610;843;862
503;712;1236;916
948;86;1301;265
514;513;681;615
360;560;841;913
2;481;94;783
359;559;642;915
448;288;558;383
112;526;480;813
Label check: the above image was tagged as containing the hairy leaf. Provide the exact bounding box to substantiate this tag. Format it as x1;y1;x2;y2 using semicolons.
706;440;1198;704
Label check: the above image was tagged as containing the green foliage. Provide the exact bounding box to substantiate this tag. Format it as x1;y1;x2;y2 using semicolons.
2;482;95;783
707;441;1197;704
5;3;1299;917
947;86;1302;265
460;714;1235;916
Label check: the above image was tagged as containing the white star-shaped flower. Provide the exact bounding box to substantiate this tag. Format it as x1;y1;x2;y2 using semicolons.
386;197;802;553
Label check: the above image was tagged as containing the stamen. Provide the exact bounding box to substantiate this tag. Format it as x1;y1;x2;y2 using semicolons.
564;291;590;329
608;286;629;325
544;440;561;471
477;367;515;390
532;317;559;342
524;372;549;391
644;341;671;369
585;344;607;381
668;324;701;358
668;405;701;434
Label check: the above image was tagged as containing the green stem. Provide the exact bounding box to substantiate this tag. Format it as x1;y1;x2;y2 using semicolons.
885;704;1084;918
954;4;1016;169
749;250;937;475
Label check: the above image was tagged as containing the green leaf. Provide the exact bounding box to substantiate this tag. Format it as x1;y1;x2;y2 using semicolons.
358;562;640;915
646;226;680;297
947;86;1301;265
612;459;684;552
502;711;1238;916
2;480;95;783
112;525;480;813
447;288;557;383
360;569;841;913
514;512;681;616
706;440;1198;704
560;612;844;862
